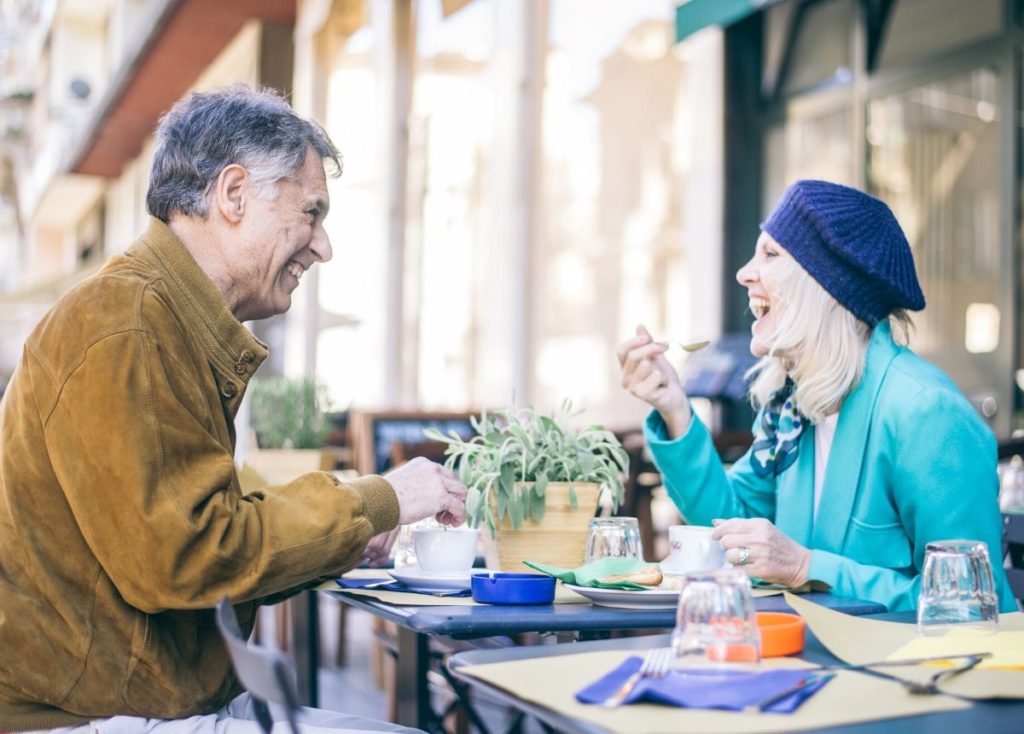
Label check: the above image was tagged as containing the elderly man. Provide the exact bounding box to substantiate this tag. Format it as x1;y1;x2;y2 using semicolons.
0;86;465;733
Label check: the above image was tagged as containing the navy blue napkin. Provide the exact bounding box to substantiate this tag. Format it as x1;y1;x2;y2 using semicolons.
335;577;472;597
576;656;832;713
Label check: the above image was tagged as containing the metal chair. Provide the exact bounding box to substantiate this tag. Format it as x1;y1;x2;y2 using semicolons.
215;597;301;734
1003;512;1024;604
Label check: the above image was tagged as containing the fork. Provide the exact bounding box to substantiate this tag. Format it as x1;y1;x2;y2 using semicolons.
848;654;987;696
601;647;673;707
900;654;988;695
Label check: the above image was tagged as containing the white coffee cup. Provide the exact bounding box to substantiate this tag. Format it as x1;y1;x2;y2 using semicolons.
413;526;479;574
664;525;725;574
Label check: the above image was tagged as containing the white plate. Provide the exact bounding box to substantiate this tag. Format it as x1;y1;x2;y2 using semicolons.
388;568;473;591
563;583;680;610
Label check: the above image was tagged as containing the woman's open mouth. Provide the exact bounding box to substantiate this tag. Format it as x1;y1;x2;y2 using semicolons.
750;296;770;320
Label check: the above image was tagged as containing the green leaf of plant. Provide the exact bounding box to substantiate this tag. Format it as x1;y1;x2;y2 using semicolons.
484;505;496;539
497;490;507;522
530;490;545;521
414;401;628;533
499;462;515;499
466;486;483;519
509;490;523;529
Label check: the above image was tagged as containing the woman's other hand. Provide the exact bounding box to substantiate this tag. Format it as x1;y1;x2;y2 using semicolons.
712;517;812;588
617;324;691;438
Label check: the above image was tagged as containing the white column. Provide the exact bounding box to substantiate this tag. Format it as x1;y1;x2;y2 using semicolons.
475;0;547;407
374;0;415;406
679;29;725;341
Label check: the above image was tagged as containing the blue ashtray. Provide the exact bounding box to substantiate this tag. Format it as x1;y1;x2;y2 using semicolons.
471;572;556;605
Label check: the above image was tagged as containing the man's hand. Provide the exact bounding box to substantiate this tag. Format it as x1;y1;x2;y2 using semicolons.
711;517;811;588
617;324;691;438
385;457;468;526
361;527;399;566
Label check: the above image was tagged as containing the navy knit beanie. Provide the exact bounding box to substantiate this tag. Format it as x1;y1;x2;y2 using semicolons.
760;180;925;326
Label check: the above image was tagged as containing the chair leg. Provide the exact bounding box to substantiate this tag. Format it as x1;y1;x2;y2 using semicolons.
275;600;291;651
334;602;349;667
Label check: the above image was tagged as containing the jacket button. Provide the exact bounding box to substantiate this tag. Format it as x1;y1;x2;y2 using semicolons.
234;363;246;375
241;349;255;362
222;381;238;398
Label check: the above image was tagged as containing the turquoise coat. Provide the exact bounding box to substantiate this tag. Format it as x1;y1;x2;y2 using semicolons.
645;322;1016;612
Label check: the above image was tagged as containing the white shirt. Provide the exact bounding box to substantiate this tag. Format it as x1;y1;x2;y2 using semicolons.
813;412;840;520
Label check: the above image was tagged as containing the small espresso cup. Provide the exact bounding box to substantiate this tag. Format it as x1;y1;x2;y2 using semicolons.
413;526;479;574
664;525;726;574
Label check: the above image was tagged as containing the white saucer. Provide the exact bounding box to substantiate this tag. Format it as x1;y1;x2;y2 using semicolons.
388;567;473;591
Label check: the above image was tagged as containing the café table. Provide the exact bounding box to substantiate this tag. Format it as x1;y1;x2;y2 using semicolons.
447;618;1024;733
322;587;885;730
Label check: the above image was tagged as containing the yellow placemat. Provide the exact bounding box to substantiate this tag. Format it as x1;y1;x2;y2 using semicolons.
457;648;967;734
886;629;1024;670
784;592;1024;699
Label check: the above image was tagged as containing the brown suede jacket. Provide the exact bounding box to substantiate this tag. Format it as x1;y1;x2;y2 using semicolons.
0;219;400;730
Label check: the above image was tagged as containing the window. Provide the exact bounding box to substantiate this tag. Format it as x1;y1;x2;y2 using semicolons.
875;0;1002;72
779;0;854;97
867;67;1005;421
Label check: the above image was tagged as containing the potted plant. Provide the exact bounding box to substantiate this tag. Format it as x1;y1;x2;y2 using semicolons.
245;376;336;485
424;401;629;571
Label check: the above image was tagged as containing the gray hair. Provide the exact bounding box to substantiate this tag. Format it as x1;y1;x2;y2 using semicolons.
745;253;913;423
146;85;341;222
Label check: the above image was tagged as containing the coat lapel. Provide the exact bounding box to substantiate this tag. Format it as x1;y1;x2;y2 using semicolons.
812;322;901;553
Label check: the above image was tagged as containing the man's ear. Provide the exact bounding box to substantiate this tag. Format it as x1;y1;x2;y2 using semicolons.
212;164;249;223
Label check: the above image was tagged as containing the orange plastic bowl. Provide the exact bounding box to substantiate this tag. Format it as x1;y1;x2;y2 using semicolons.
756;612;806;657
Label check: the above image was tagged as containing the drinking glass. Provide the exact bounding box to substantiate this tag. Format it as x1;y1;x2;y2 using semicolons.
671;569;760;663
917;539;999;636
390;524;417;568
583;517;643;563
390;518;437;568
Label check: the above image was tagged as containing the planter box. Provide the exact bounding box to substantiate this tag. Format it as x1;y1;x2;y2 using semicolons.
481;482;599;572
243;448;337;487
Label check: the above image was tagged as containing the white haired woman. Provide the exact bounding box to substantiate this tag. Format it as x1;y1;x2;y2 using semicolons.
618;179;1015;612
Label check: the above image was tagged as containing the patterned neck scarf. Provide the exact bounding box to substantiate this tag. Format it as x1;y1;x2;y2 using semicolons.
750;379;805;478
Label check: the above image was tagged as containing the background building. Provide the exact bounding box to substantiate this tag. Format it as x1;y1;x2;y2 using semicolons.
693;0;1021;437
2;0;1018;440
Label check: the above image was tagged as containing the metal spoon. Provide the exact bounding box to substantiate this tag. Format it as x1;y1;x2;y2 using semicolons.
678;340;710;352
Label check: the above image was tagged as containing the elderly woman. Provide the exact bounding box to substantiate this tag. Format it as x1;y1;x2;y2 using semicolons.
619;179;1015;612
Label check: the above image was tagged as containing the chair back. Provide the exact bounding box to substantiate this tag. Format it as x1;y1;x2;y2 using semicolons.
1004;513;1024;604
215;598;301;734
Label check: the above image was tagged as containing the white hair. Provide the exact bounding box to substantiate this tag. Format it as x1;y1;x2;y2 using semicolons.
746;257;913;423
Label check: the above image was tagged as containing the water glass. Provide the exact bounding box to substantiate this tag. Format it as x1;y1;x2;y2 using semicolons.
671;569;760;663
389;518;439;568
917;539;999;636
390;524;417;568
583;517;643;563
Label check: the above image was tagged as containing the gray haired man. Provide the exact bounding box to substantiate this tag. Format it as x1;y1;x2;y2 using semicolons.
0;86;465;732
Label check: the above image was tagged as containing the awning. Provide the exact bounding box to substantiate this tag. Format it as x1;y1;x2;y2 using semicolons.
675;0;774;43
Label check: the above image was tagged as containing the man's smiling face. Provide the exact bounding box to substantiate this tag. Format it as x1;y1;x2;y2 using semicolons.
233;146;332;321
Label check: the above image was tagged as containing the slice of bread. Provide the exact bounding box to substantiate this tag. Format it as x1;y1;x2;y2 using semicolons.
599;566;663;587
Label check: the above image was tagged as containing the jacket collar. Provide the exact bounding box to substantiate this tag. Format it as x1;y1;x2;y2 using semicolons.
812;320;902;552
132;217;268;408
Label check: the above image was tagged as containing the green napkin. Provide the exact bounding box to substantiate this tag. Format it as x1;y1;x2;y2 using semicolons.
524;558;661;590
